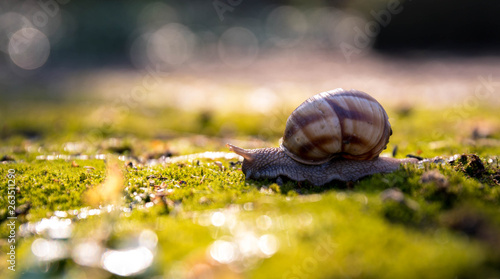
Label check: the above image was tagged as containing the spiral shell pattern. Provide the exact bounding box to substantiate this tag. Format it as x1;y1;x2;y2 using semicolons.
281;88;392;165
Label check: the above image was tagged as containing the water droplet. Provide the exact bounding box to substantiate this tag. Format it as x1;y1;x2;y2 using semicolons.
54;211;67;218
258;234;279;257
72;240;104;267
211;212;226;227
101;246;154;276
35;217;73;239
237;233;260;257
32;239;68;261
209;240;237;264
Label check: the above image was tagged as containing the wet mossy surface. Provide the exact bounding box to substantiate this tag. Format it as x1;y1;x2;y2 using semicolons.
1;101;500;278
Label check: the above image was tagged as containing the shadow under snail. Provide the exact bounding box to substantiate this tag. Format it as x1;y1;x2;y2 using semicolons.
227;88;417;186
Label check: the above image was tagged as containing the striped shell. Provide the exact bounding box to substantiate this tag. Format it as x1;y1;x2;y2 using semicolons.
280;88;392;165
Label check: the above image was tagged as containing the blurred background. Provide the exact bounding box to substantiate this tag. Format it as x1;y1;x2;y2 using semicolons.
1;0;500;141
2;1;500;278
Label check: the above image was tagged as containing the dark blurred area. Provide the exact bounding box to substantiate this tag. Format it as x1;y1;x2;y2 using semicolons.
373;0;500;53
1;0;499;90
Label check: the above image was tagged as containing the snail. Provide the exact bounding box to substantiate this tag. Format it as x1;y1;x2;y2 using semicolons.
227;88;417;186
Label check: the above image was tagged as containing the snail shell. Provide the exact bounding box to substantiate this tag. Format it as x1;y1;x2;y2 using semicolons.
227;88;416;185
280;88;392;165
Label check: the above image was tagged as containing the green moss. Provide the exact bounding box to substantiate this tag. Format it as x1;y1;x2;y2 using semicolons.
1;99;500;278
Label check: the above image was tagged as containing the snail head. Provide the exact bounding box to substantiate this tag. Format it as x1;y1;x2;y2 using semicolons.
227;144;278;179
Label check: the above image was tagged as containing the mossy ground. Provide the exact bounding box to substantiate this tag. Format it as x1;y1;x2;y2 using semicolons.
1;98;500;279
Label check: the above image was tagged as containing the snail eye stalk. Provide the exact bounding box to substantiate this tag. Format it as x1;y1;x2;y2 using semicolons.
226;144;254;161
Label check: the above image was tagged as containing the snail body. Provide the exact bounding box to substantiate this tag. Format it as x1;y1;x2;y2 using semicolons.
228;88;417;186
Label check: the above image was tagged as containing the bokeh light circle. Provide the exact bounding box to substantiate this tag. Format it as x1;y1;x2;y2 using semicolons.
0;12;33;53
266;6;308;47
8;28;50;70
218;27;259;68
333;16;371;49
147;23;196;66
